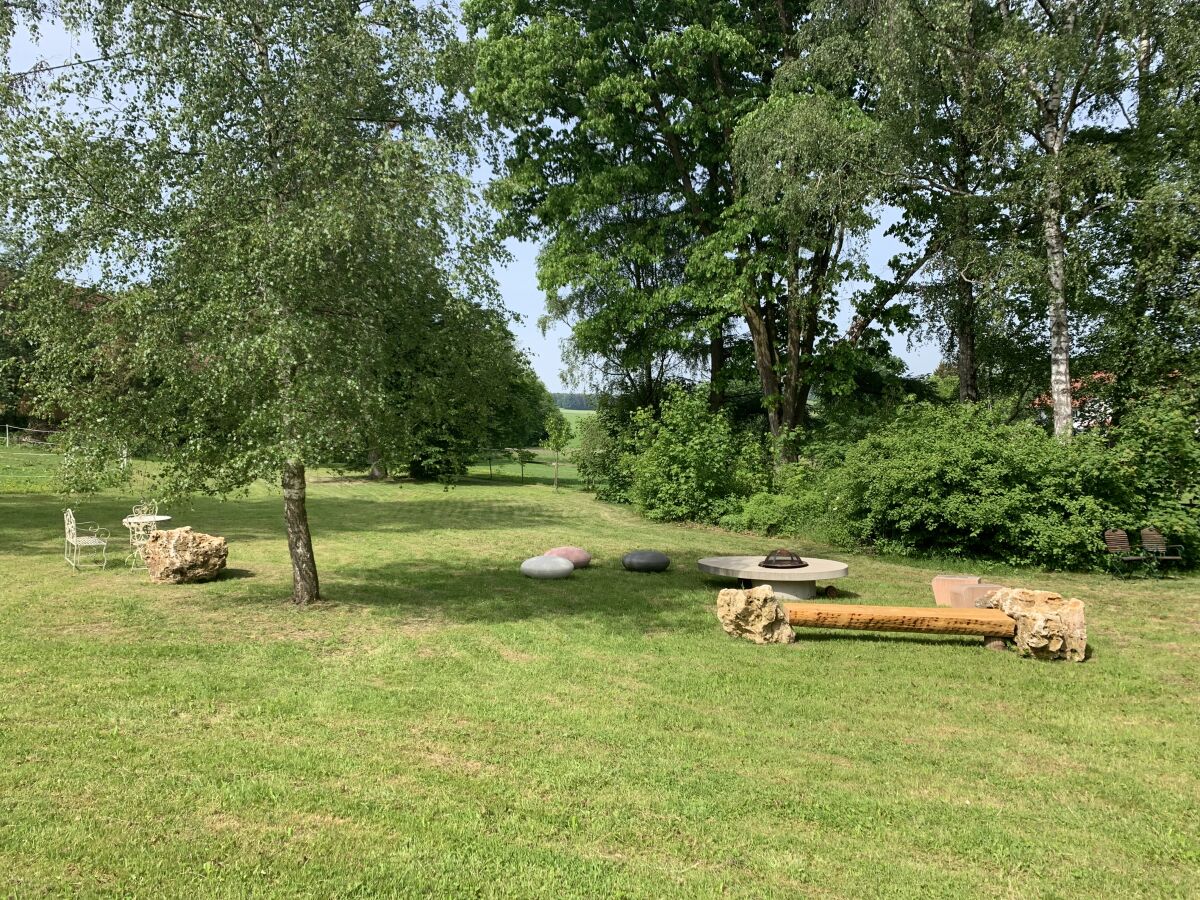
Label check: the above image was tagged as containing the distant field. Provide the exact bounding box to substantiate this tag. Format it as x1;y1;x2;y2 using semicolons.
558;408;593;449
0;442;61;493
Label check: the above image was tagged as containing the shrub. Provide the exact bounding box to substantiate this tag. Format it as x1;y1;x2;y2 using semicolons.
719;491;806;535
1107;390;1200;558
630;389;760;522
798;404;1131;569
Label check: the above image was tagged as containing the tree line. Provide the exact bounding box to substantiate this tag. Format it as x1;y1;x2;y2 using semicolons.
469;0;1198;451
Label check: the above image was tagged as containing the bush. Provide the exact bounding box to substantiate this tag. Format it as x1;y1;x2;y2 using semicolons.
630;389;762;522
1107;390;1200;559
793;404;1132;569
719;491;806;535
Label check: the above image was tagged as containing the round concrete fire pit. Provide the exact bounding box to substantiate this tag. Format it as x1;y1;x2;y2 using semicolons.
697;555;848;600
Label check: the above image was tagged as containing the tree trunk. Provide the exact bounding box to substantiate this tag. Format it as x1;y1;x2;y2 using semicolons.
951;135;979;404
955;279;979;402
1110;27;1155;429
282;460;320;605
708;327;726;411
1044;177;1073;439
743;300;784;437
366;448;388;480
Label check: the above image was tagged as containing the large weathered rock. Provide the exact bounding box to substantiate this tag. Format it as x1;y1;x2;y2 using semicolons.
144;527;228;584
975;588;1087;661
716;585;796;645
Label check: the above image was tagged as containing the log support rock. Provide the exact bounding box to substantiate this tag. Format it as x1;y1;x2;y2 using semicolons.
716;585;796;644
974;588;1087;661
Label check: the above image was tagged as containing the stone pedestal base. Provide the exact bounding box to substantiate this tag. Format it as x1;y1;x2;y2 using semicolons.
716;585;796;644
739;578;816;599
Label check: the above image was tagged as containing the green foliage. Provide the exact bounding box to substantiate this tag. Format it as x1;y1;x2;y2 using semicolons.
1106;388;1200;557
820;409;1113;567
485;361;559;451
550;392;597;410
512;448;538;482
405;337;557;479
8;0;490;499
542;411;573;456
718;491;806;537
630;389;761;523
466;0;856;436
766;402;1200;570
572;408;637;503
541;409;573;489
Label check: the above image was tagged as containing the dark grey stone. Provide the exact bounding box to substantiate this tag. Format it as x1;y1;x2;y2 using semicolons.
622;550;671;573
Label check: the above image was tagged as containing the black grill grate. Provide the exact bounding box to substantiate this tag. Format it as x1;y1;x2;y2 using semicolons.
760;549;808;569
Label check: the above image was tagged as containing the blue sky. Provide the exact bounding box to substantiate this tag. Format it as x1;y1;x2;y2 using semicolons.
501;218;944;391
11;22;941;393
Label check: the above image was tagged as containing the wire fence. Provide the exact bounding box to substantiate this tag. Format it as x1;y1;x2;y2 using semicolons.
3;423;58;448
1;432;564;482
475;447;574;482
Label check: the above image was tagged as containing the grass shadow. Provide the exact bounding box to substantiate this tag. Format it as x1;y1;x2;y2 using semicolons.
0;491;569;546
209;555;712;636
793;630;982;649
217;568;256;581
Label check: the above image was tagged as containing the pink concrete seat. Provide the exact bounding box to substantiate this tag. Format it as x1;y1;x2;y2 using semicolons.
948;582;1005;609
931;575;981;607
544;546;592;568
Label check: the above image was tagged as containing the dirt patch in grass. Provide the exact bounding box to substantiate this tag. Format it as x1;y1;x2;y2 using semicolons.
472;634;538;663
416;746;498;777
47;618;147;642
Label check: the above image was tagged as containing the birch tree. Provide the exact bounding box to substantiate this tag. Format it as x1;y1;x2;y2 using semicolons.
6;0;493;603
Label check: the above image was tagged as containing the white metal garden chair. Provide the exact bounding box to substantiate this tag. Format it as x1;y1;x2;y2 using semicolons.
63;508;109;571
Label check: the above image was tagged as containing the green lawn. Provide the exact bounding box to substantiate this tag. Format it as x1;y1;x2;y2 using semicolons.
473;447;580;487
1;446;1198;896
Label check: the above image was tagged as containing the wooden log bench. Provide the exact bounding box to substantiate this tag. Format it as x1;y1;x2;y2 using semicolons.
781;603;1017;638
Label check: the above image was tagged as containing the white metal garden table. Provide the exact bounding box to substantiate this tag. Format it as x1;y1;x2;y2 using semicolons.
122;513;171;568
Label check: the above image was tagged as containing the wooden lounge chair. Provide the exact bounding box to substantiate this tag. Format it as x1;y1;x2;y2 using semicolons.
1103;529;1148;570
1139;527;1184;564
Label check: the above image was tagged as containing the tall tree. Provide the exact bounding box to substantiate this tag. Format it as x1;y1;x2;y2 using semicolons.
865;0;1022;403
6;0;491;604
1080;0;1200;420
731;84;894;436
991;0;1125;437
537;195;704;411
468;1;844;442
